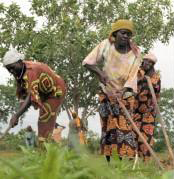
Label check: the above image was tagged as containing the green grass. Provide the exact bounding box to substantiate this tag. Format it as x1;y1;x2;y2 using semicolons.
0;144;173;179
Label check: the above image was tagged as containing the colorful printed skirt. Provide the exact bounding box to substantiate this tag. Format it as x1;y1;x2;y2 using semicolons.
99;93;137;158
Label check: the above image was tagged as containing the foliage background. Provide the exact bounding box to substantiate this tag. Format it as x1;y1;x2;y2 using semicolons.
0;0;174;160
0;0;174;124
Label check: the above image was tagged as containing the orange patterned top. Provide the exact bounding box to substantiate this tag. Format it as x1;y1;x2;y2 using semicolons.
16;61;66;109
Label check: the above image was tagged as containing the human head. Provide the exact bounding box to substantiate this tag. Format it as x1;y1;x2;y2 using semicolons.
142;52;157;71
26;125;33;132
3;48;25;66
71;112;77;118
3;48;25;78
143;52;157;64
110;19;134;35
109;19;134;45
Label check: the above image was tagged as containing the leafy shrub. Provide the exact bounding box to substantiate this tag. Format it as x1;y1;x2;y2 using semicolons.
0;130;26;151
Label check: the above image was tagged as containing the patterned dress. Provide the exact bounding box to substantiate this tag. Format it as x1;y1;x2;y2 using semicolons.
83;39;142;158
99;92;137;157
134;69;161;160
16;61;66;141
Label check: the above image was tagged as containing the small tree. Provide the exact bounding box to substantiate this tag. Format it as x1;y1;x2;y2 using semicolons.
154;88;174;152
0;0;174;129
0;83;18;123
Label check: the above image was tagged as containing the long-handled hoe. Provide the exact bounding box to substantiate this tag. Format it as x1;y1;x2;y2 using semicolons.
117;98;164;170
146;75;174;167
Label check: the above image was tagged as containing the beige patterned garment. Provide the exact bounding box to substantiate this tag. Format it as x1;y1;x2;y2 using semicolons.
83;39;142;96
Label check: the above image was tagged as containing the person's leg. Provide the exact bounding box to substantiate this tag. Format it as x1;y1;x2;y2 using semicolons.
26;139;30;148
117;96;137;158
104;144;112;163
119;156;122;160
116;114;137;158
38;97;64;146
31;136;35;148
105;155;110;163
138;112;155;161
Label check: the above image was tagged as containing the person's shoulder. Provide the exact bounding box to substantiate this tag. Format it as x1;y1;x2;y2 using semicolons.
24;60;33;68
24;60;39;69
101;39;110;46
97;39;111;52
24;60;49;70
24;60;45;65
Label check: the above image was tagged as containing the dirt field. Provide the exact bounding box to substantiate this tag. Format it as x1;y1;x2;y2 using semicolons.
0;151;22;158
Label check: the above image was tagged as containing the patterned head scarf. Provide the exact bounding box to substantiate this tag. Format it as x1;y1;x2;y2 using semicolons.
143;52;157;64
109;19;134;37
3;48;25;66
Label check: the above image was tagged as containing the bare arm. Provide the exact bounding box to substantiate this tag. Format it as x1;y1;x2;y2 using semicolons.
10;93;31;127
84;64;108;85
16;93;31;118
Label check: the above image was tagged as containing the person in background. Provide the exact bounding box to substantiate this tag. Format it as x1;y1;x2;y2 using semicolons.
2;48;66;146
83;19;142;162
68;111;87;149
52;123;65;143
134;52;161;161
25;125;36;148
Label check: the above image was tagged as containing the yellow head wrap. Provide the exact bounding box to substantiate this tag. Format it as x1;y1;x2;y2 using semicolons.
110;19;134;37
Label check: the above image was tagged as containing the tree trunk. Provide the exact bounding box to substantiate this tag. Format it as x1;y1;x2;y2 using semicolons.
63;102;72;121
